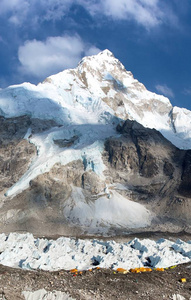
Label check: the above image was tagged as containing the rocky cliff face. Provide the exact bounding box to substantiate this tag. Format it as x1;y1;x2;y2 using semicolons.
104;120;191;223
0;116;36;194
0;50;191;236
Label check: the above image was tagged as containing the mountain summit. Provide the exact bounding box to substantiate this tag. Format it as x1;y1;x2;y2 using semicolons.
0;50;191;236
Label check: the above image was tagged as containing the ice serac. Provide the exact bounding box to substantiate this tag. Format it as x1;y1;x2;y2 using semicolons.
0;50;191;236
0;233;191;272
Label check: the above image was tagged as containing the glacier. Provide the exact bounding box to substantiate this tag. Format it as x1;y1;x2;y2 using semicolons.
0;232;190;271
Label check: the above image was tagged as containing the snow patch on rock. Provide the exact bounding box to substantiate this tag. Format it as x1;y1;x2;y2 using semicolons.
63;189;152;229
22;289;74;300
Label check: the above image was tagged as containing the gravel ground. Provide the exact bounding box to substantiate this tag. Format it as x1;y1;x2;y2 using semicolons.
0;262;191;299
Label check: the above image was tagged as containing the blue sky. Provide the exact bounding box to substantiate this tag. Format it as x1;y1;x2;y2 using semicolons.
0;0;191;110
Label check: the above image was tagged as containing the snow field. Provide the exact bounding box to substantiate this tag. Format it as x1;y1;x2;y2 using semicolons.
63;188;152;229
0;233;190;272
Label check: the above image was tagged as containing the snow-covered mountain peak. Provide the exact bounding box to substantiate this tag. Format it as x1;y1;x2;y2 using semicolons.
79;49;117;64
3;49;188;149
77;48;126;77
0;49;189;150
98;49;114;57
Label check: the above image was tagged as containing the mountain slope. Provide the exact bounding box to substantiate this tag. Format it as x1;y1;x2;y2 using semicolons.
0;50;191;236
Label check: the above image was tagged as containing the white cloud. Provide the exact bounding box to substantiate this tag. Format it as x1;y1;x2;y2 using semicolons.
39;0;74;21
0;0;29;25
85;46;101;56
0;36;4;43
0;0;72;26
0;0;178;29
101;0;162;27
79;0;177;29
9;15;21;25
155;84;174;98
0;0;27;13
183;88;191;96
18;35;101;79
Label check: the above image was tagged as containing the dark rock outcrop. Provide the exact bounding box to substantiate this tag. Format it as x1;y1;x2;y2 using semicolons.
178;150;191;197
104;119;191;224
0;116;36;192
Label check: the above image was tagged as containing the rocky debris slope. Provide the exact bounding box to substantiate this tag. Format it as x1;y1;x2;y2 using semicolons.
0;262;191;299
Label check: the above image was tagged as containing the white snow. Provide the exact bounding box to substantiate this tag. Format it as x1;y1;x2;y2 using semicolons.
0;233;190;272
63;189;152;229
93;190;151;228
172;295;186;300
171;106;191;148
23;289;74;300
